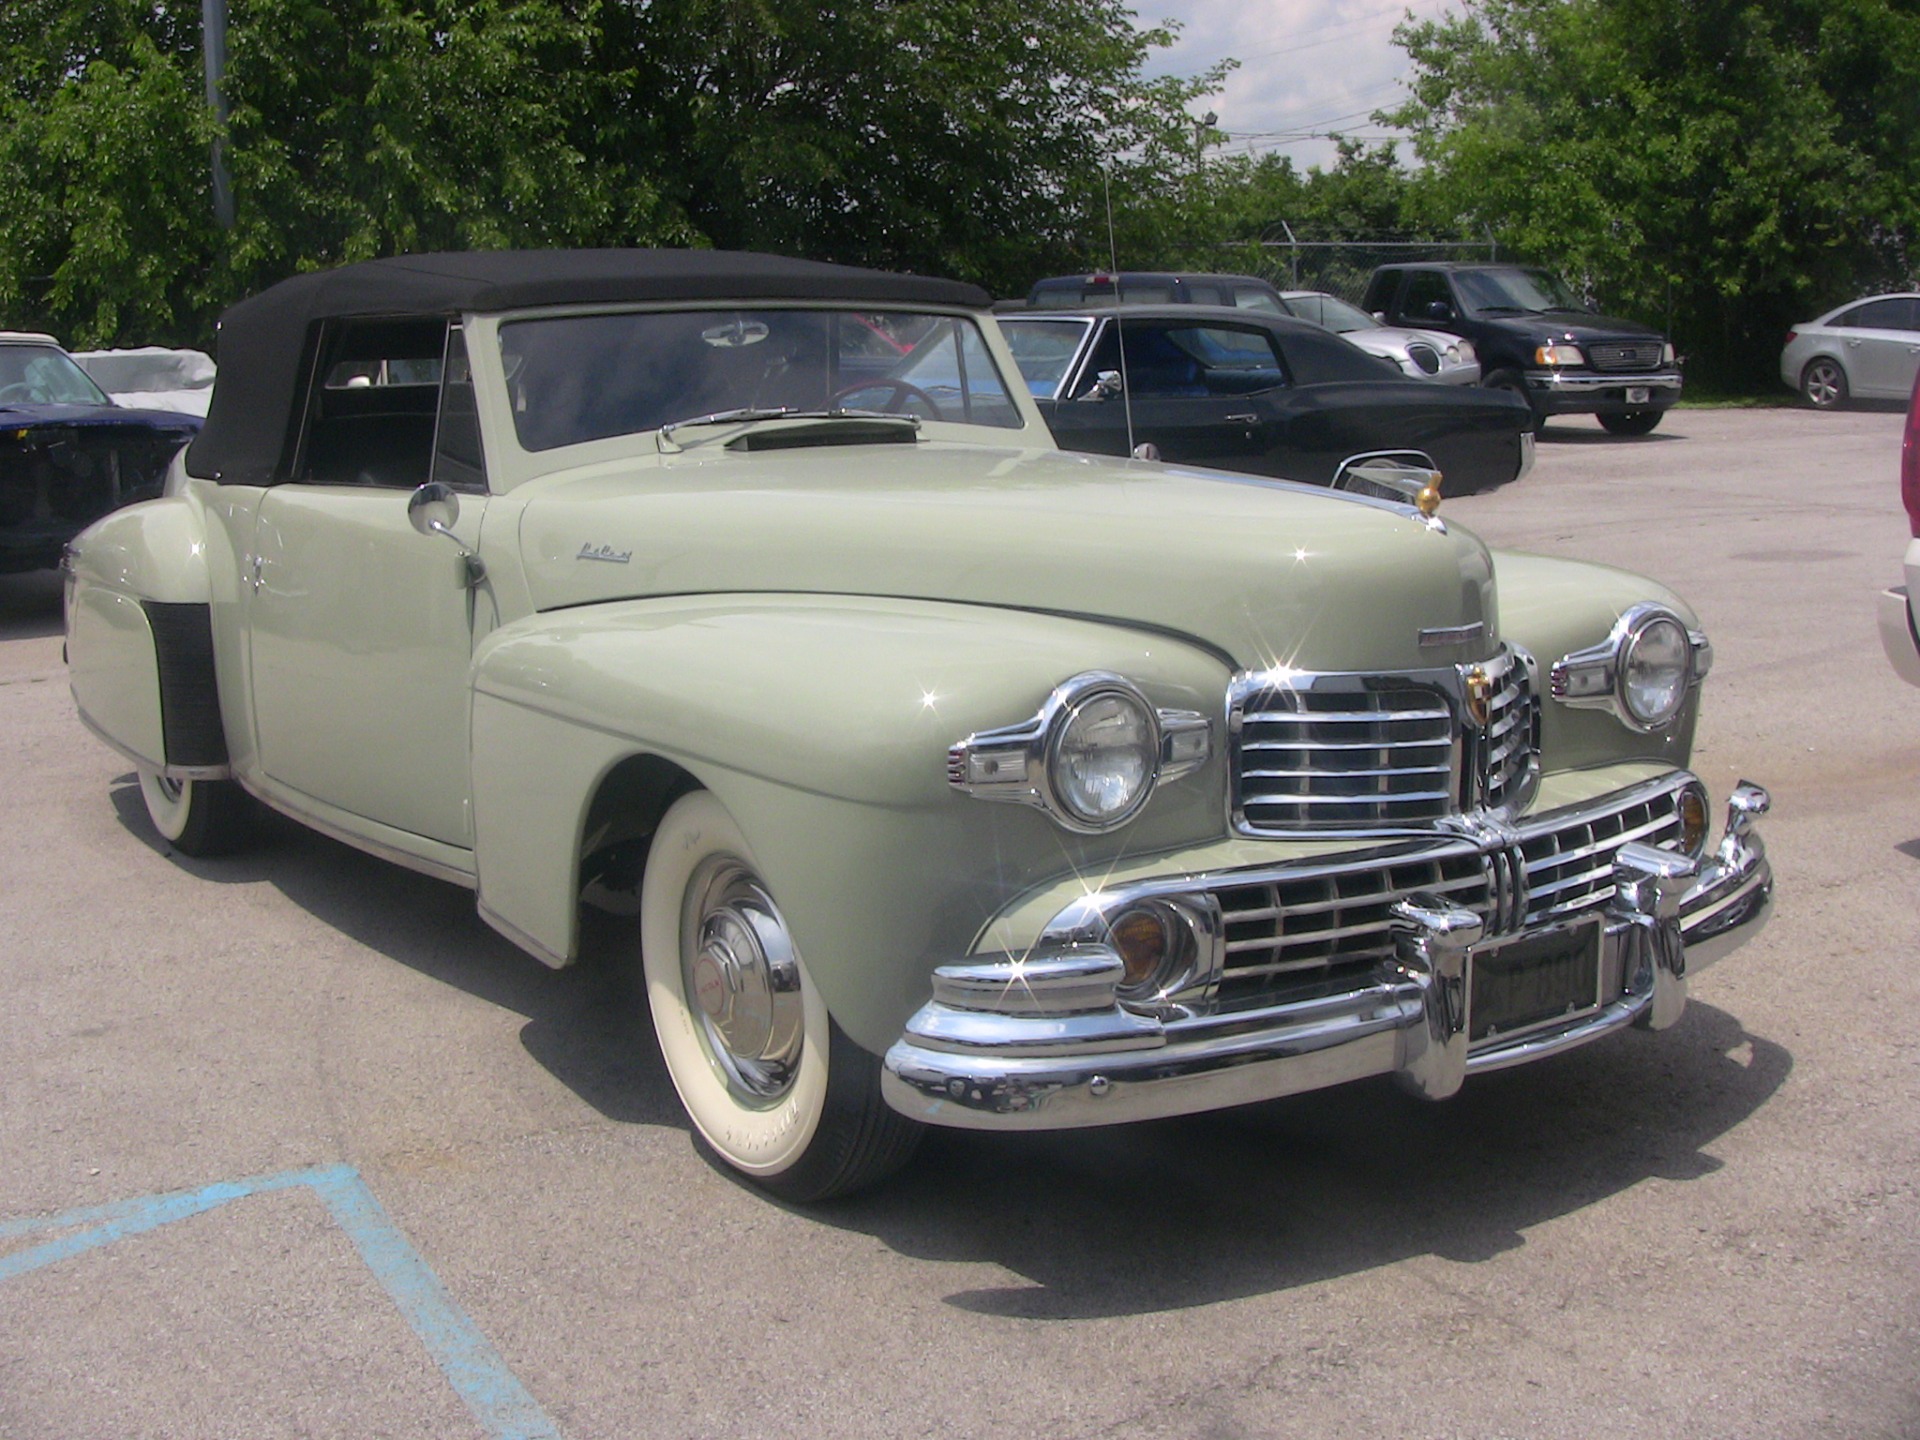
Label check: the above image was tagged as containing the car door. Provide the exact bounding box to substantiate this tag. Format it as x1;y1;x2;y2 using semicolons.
244;320;492;849
1836;298;1920;399
1044;317;1285;469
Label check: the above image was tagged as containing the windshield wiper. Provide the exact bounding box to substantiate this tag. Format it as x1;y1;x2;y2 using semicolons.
658;406;917;450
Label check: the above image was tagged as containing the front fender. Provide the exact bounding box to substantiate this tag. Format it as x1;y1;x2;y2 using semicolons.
467;593;1232;1051
1492;549;1701;772
66;496;218;772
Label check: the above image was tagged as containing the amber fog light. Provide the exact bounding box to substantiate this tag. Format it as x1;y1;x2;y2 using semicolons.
1678;782;1710;857
1110;906;1172;991
1105;896;1219;1002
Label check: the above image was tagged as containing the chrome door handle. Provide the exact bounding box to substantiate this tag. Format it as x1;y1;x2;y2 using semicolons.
1225;412;1260;423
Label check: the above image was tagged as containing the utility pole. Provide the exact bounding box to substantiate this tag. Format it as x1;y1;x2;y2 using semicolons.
202;0;234;229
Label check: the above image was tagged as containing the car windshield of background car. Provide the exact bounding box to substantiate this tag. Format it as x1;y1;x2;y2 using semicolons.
1283;294;1380;334
498;309;1024;451
0;345;113;406
1455;268;1588;316
1001;319;1094;396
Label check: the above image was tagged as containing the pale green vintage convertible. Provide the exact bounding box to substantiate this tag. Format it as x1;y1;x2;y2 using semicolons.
64;251;1772;1200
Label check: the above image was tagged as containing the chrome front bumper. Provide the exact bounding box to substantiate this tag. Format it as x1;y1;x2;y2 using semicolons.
882;783;1772;1130
1525;369;1683;413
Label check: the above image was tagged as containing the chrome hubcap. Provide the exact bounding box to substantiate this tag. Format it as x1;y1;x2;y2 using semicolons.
682;857;804;1103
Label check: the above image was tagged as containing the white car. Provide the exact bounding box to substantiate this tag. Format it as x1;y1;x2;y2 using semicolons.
1781;292;1920;409
1277;290;1480;384
1878;372;1920;685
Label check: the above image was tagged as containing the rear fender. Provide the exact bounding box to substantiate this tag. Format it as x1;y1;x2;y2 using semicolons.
467;594;1231;1051
65;497;225;775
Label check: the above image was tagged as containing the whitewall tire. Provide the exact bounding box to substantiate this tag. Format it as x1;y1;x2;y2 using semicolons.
639;789;920;1200
136;768;251;857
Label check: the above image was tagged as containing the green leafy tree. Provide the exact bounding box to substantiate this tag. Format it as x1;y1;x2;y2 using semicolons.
1389;0;1920;389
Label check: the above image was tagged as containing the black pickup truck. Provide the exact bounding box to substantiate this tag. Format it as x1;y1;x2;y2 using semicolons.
1361;263;1681;434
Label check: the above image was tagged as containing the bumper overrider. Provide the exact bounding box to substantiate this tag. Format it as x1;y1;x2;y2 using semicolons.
882;778;1771;1129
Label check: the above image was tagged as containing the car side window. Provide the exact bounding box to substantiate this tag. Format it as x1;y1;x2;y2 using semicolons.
431;327;488;494
1401;271;1454;324
1081;323;1286;397
1839;297;1918;331
294;317;447;488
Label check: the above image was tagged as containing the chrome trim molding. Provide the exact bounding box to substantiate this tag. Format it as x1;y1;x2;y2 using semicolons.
882;779;1772;1129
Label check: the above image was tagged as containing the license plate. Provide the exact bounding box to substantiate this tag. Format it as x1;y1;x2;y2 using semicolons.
1626;386;1651;404
1470;923;1601;1042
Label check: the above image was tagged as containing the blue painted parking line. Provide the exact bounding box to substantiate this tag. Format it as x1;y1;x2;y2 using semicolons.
0;1163;563;1440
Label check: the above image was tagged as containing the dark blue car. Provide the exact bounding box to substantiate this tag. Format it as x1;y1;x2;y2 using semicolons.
1;332;202;574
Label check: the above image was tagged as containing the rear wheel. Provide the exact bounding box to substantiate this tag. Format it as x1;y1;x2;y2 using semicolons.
1799;357;1848;410
639;790;921;1201
136;768;252;857
1597;410;1663;436
1482;369;1541;433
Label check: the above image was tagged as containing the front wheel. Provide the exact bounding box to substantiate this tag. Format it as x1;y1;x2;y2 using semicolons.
1597;409;1663;436
136;768;252;857
1481;369;1541;433
639;790;921;1201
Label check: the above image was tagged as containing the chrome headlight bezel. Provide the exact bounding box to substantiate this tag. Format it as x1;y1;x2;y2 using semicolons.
1550;604;1711;733
947;671;1213;834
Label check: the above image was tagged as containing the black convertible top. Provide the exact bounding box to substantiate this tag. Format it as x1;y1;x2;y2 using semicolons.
186;249;990;485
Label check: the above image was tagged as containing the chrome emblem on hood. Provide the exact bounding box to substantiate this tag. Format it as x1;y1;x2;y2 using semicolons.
1463;666;1493;727
576;542;632;564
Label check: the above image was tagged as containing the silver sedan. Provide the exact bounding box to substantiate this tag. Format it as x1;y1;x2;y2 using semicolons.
1278;289;1481;384
1780;292;1920;408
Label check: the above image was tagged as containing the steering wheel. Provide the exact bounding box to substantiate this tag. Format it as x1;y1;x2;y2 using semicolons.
829;378;943;420
0;383;39;403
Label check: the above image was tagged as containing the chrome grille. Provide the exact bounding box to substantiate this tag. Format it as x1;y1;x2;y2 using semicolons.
1520;791;1685;925
1464;649;1539;812
1216;844;1488;1004
1233;683;1455;832
1198;781;1687;1008
1230;647;1537;835
1406;342;1441;375
1586;341;1664;372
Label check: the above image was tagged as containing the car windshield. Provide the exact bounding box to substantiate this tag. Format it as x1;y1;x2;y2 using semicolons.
1282;294;1380;333
1453;268;1588;316
498;308;1023;451
0;344;111;405
1000;318;1094;395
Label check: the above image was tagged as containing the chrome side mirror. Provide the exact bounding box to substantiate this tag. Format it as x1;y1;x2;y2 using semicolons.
408;482;486;585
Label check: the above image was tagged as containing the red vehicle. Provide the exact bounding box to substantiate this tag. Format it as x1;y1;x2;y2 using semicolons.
1877;366;1920;685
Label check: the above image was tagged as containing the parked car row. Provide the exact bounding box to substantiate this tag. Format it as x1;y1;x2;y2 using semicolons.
64;248;1774;1203
1;331;203;574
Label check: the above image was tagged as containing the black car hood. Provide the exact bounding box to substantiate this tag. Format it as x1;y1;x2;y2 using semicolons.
0;401;201;433
1478;310;1662;344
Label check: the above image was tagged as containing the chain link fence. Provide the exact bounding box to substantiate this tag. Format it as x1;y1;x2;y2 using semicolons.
1193;230;1502;304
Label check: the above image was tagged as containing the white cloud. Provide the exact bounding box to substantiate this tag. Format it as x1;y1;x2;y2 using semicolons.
1138;0;1459;170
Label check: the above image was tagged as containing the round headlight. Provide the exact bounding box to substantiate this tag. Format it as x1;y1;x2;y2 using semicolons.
1047;681;1158;829
1620;614;1691;727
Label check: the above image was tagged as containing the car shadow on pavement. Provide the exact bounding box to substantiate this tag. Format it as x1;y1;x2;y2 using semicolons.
1535;424;1686;445
105;773;1789;1315
814;1002;1788;1319
106;773;685;1131
0;570;66;639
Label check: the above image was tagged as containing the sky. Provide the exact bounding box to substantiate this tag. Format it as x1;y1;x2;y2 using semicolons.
1139;0;1463;172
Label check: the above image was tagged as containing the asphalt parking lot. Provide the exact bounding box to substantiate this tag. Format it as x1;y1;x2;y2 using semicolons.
3;406;1917;1440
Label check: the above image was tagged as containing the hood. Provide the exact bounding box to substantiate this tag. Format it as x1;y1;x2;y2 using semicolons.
0;400;201;433
1483;310;1664;345
513;441;1497;674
